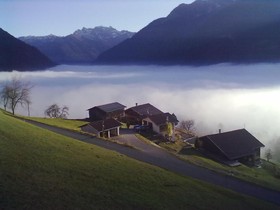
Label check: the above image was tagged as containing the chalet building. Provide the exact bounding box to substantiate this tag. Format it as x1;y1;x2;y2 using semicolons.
80;118;122;138
125;103;163;125
196;129;265;166
87;102;126;121
143;113;179;136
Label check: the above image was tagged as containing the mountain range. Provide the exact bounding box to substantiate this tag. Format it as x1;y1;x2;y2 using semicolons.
19;26;135;64
3;0;280;69
97;0;280;65
0;28;55;71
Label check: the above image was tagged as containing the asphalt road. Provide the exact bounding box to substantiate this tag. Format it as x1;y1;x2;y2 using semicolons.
27;120;280;206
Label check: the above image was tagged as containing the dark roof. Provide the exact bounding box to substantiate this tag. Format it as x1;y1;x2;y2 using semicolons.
146;113;179;126
81;118;122;132
200;129;265;160
126;103;163;116
88;102;126;113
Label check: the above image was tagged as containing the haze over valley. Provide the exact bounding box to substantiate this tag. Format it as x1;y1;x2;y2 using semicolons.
1;63;280;161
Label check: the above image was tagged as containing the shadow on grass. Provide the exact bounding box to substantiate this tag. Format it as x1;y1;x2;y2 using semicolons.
179;147;204;156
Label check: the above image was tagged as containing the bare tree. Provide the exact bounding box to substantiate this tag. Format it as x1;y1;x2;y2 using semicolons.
44;104;60;118
44;104;69;119
60;106;69;119
177;120;196;140
265;149;273;162
0;85;11;111
179;120;196;134
26;100;31;117
0;76;33;115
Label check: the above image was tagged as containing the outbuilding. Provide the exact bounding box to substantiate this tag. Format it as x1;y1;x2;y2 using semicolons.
196;129;265;166
80;118;122;138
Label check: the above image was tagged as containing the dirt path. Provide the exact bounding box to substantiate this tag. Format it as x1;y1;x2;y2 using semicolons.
27;120;280;206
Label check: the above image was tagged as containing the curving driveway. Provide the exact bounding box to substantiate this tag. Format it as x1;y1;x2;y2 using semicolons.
26;120;280;206
112;129;160;152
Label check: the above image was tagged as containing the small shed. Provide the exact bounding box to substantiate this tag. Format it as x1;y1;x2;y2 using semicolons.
80;118;122;138
196;129;265;166
87;102;126;121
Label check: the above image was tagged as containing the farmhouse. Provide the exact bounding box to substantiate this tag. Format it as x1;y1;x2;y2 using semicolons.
125;103;163;125
87;102;126;121
143;113;179;136
196;129;265;166
80;118;122;138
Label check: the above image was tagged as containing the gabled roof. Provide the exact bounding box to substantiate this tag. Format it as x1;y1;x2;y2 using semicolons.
88;102;126;113
126;103;163;116
146;113;179;126
81;118;122;132
200;129;265;160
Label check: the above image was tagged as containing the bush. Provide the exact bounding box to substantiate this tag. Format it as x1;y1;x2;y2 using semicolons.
262;160;280;179
274;166;280;178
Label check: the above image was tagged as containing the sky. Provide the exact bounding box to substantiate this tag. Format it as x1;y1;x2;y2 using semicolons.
1;0;195;37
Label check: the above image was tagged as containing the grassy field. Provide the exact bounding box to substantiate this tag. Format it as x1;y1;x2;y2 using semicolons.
19;115;280;191
23;116;87;131
159;140;280;192
0;110;278;209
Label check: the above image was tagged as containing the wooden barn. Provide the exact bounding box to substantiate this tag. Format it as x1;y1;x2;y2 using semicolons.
196;129;265;166
87;102;126;121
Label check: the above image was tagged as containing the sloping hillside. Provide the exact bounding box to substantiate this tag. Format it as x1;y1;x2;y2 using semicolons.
0;28;55;71
97;0;280;65
0;110;277;209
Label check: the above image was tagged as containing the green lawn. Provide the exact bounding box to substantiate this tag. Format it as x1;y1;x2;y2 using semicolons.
0;110;278;209
159;141;280;192
24;116;87;131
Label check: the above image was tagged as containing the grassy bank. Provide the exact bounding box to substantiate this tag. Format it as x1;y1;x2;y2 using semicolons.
0;110;278;209
159;140;280;192
23;116;87;131
19;115;280;192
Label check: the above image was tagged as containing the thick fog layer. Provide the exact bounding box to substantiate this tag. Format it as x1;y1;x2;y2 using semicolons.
1;64;280;160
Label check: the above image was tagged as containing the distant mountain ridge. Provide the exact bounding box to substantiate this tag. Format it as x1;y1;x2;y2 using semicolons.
0;28;55;71
97;0;280;65
19;26;135;64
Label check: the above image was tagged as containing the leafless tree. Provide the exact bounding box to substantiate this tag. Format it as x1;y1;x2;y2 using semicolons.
44;104;60;118
26;100;31;117
265;149;273;162
44;104;69;119
0;85;10;111
175;120;196;141
60;106;69;119
179;120;196;133
0;76;33;115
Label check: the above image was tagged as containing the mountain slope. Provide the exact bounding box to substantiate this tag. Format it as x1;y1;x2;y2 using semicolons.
0;28;55;71
19;26;135;64
97;0;280;65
